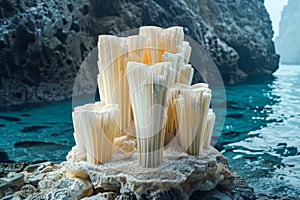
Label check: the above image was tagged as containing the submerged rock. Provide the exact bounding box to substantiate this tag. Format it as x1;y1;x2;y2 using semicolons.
20;125;49;133
0;115;21;122
13;141;68;150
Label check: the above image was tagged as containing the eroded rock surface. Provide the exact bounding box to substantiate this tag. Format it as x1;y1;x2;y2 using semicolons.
0;0;278;106
0;148;237;200
65;147;236;200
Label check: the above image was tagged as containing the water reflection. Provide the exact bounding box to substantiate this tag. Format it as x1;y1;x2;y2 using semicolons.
219;65;300;196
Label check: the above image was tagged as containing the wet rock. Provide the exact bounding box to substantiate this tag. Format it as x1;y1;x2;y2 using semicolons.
190;189;233;200
20;114;31;117
13;141;68;150
226;113;244;119
230;175;256;200
0;152;15;163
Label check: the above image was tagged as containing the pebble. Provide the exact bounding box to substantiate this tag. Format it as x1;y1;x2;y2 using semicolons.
18;184;37;198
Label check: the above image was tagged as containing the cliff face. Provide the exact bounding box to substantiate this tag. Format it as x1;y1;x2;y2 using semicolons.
275;0;300;64
196;0;279;78
0;0;279;106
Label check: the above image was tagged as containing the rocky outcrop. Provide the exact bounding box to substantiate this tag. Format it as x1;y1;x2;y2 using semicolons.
0;0;278;106
275;0;300;64
0;149;238;200
0;0;95;106
1;160;298;199
194;0;279;80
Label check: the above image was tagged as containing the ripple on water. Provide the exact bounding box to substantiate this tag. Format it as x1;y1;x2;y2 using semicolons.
220;65;300;196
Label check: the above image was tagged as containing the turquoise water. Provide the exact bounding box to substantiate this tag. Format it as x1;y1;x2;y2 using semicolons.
219;64;300;196
0;65;299;196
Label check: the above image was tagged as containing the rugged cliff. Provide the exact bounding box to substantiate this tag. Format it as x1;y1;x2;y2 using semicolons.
275;0;300;64
0;0;279;106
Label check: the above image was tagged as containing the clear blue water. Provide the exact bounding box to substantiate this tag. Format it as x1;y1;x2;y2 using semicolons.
219;64;300;196
0;64;299;196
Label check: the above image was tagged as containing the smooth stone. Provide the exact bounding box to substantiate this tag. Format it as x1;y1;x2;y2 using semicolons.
40;166;54;174
23;161;53;173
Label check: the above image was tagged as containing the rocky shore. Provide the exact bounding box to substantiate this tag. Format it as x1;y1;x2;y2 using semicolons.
0;0;279;106
1;148;297;200
0;148;252;200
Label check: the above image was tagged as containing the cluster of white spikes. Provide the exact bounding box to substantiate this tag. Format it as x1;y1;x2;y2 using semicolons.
72;26;216;168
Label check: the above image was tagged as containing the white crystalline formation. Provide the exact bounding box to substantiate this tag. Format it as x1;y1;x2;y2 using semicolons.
71;26;216;168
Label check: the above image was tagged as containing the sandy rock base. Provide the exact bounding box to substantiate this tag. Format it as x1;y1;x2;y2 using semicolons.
1;148;237;200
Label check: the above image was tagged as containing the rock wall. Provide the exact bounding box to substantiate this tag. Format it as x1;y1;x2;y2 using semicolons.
275;0;300;64
0;0;279;106
196;0;279;80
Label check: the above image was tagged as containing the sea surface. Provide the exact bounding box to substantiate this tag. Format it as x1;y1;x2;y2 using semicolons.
0;64;299;196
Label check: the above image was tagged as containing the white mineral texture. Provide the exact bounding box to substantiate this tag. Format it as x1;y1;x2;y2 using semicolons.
65;146;235;200
72;102;120;164
126;62;176;168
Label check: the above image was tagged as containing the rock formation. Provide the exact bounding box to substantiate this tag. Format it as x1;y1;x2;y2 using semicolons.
0;0;278;106
0;148;237;200
275;0;300;64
